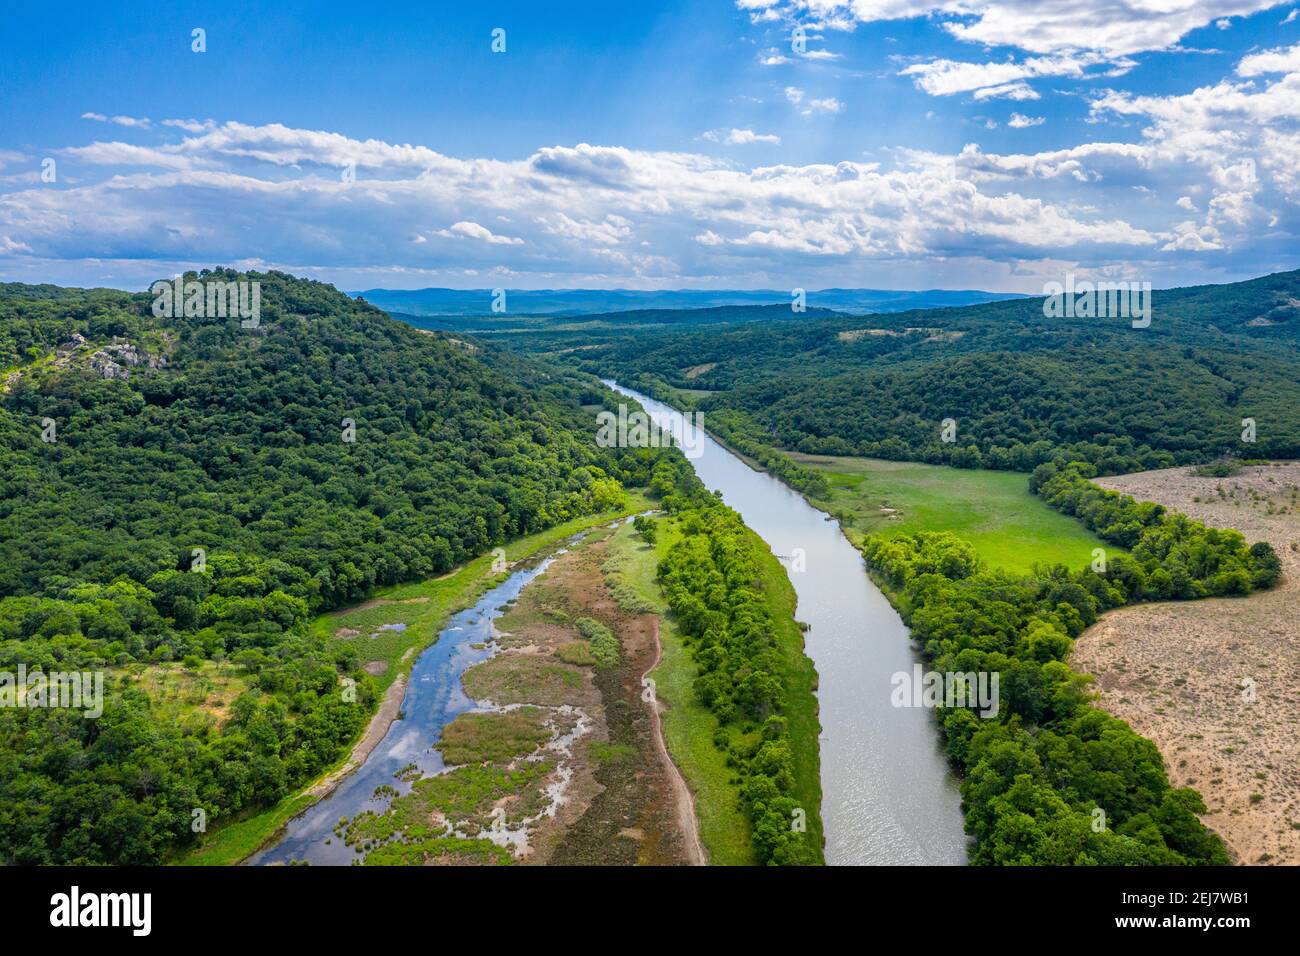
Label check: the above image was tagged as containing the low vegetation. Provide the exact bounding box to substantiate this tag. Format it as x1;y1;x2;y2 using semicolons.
437;708;552;765
794;454;1110;573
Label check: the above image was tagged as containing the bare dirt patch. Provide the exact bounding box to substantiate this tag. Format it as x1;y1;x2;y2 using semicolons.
682;362;717;380
1073;462;1300;865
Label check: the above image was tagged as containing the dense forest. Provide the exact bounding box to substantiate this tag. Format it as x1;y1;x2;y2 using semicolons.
479;269;1300;478
0;271;668;864
860;463;1280;863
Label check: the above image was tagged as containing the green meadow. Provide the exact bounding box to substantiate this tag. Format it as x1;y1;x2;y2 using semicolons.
791;453;1110;574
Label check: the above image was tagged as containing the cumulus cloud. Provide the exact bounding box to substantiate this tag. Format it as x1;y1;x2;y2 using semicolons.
5;32;1299;291
1237;40;1300;75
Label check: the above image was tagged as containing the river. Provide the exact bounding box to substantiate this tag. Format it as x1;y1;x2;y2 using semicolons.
608;381;967;865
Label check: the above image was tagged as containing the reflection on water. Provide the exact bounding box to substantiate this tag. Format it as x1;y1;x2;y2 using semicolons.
608;381;967;865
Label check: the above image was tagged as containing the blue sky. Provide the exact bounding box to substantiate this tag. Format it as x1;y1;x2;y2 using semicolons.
1;0;1298;291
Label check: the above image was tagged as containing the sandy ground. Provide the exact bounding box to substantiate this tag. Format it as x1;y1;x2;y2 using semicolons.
643;617;707;866
1072;462;1300;865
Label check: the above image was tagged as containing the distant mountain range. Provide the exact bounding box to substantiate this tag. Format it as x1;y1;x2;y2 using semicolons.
352;287;1026;318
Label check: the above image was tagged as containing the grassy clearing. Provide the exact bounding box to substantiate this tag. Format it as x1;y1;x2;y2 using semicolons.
437;708;552;765
178;496;650;866
181;792;319;867
792;453;1110;574
109;660;250;729
461;654;583;705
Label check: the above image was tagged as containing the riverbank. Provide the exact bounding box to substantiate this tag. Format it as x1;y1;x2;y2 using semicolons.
315;519;702;865
178;497;653;866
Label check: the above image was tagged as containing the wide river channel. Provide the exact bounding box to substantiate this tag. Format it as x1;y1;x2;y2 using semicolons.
609;382;967;864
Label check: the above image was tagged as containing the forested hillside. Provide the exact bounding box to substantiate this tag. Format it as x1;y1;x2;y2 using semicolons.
482;270;1300;476
0;271;663;864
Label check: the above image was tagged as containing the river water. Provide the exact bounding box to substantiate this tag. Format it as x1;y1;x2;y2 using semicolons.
608;381;967;865
250;553;563;866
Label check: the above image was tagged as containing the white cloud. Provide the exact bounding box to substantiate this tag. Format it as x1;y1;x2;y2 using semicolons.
0;235;33;255
805;96;843;114
1008;113;1045;128
1286;9;1298;22
900;51;1131;98
703;127;782;144
82;112;151;128
162;118;216;133
8;37;1300;293
1163;220;1224;250
972;82;1041;101
785;88;842;114
435;221;523;245
1237;41;1300;75
741;1;1289;57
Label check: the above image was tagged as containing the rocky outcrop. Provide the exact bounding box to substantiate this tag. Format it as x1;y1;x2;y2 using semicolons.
87;337;166;380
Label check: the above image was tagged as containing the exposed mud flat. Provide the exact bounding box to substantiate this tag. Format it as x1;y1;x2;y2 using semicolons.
312;528;699;866
1073;462;1300;865
489;530;697;865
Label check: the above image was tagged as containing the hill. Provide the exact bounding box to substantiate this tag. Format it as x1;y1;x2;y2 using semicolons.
0;270;667;864
355;286;1024;319
493;269;1300;475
